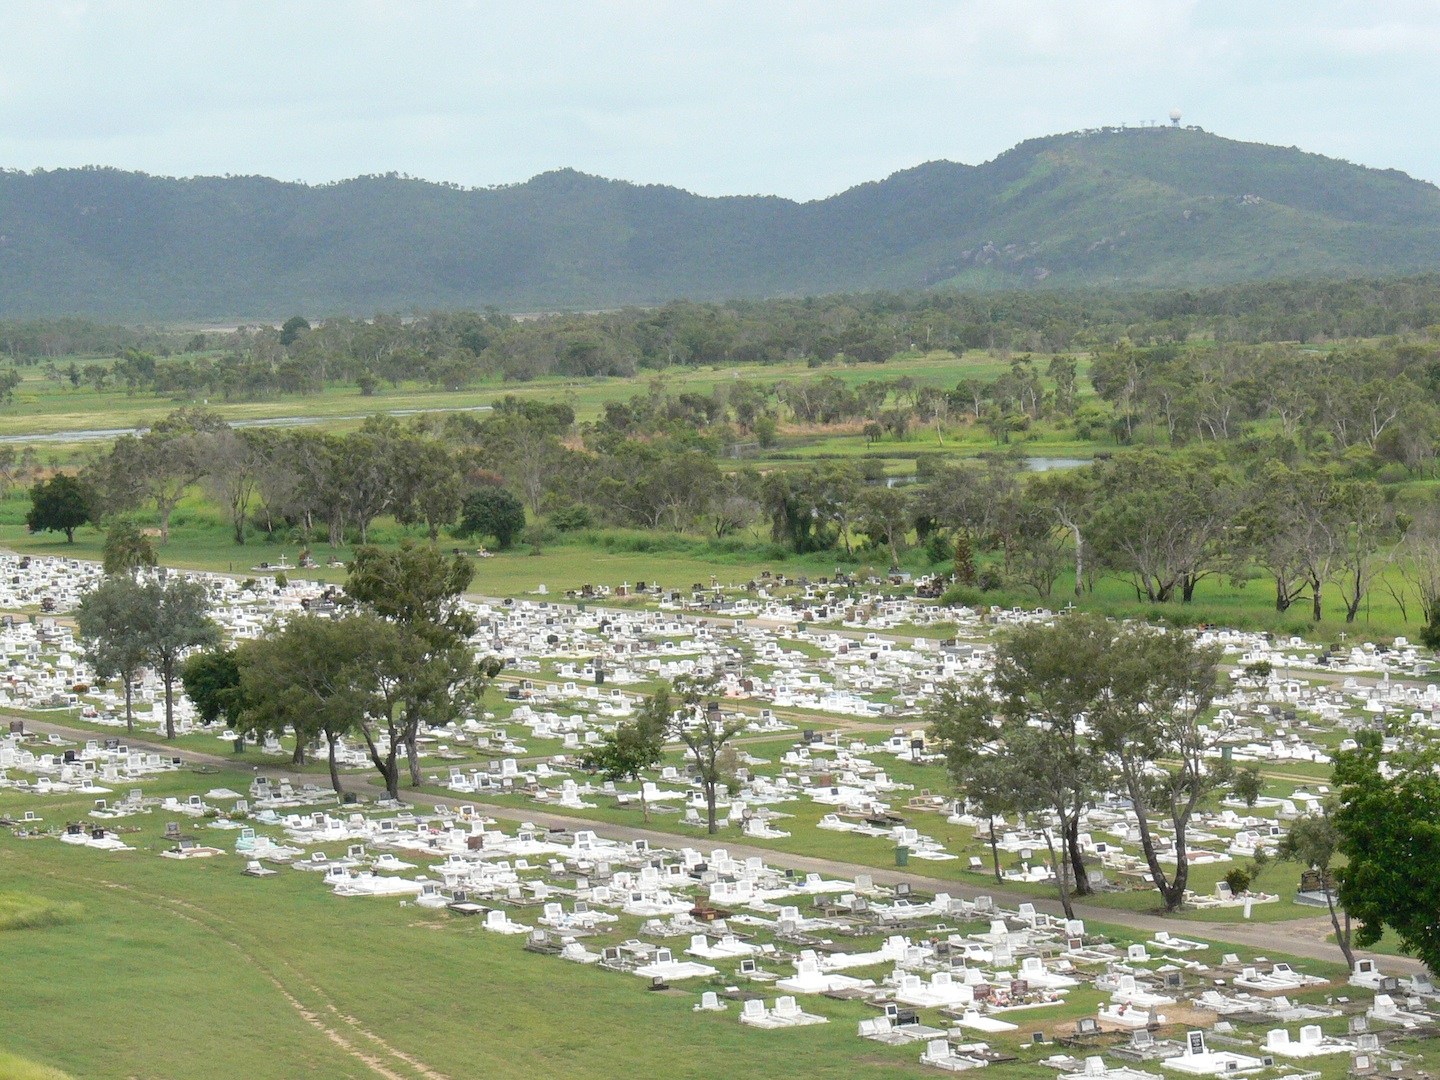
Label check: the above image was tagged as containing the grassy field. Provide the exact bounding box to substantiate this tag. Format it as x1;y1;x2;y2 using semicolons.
0;350;1016;444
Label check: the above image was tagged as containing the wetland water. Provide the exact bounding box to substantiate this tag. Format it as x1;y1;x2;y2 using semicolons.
0;404;492;444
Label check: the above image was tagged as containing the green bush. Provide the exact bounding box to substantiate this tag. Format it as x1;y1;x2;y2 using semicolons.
942;584;985;608
550;504;593;531
923;531;954;565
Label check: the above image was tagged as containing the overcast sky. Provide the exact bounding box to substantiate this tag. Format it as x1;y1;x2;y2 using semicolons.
0;1;1435;201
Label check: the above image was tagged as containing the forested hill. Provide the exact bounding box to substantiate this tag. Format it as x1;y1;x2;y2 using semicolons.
4;127;1440;319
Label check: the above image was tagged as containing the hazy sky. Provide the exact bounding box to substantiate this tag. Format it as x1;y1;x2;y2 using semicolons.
1;1;1436;201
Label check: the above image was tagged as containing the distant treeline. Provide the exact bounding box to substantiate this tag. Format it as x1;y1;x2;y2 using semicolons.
0;317;178;361
6;276;1440;397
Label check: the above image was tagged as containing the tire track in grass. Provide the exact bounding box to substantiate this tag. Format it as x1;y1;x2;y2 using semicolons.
98;879;417;1080
146;889;452;1080
11;856;445;1080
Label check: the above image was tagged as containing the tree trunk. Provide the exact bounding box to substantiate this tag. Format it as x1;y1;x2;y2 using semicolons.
1044;829;1075;921
988;815;1002;883
162;665;176;739
292;737;306;766
360;724;402;801
1071;524;1083;597
406;729;422;788
1163;820;1190;911
706;780;718;834
640;785;650;823
123;677;133;735
327;737;343;795
1066;816;1091;896
1313;579;1323;622
1326;887;1356;968
1125;770;1189;911
377;744;401;801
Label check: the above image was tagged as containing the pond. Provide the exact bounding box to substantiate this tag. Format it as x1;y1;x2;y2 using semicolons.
1024;457;1090;472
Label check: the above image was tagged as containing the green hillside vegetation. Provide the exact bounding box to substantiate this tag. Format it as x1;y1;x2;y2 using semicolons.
4;128;1440;318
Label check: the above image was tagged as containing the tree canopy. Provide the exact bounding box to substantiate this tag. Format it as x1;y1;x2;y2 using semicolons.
26;474;91;542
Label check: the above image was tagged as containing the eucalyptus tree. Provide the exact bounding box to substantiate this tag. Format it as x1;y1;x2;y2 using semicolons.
346;542;502;789
980;615;1114;913
75;575;152;733
1278;804;1354;967
579;686;670;821
668;675;746;835
237;614;382;794
1091;623;1224;912
927;683;1044;885
101;517;158;575
147;575;221;739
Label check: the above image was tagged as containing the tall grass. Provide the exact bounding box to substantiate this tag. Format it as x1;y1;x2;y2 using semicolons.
0;892;82;932
0;1051;73;1080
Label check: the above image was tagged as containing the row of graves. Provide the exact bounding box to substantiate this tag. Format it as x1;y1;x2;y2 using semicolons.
562;570;959;625
8;754;1435;1079
450;699;1348;909
0;561;340;737
0;552;1423;745
470;595;1001;721
0;554;1399;792
0;557;1419;915
193;810;1440;1079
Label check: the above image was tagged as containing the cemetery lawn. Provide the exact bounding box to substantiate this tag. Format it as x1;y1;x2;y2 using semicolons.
0;766;1373;1080
1;769;922;1080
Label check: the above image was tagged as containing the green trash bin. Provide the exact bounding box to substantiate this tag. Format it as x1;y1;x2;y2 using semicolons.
894;846;909;867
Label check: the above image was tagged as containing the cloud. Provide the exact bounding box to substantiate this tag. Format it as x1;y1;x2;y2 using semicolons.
0;1;1434;198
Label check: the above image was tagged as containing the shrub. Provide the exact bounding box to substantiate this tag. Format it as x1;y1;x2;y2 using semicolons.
924;531;954;565
550;504;593;531
942;584;985;608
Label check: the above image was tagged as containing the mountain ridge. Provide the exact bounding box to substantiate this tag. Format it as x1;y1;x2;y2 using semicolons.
3;127;1440;319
